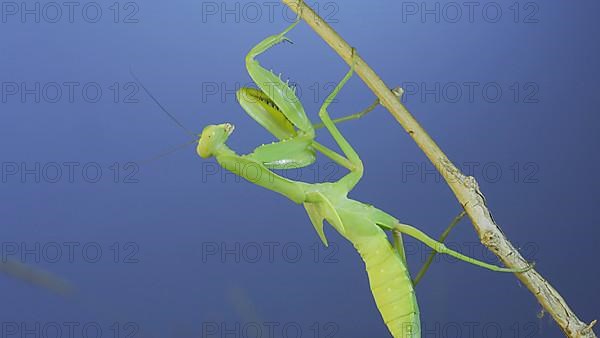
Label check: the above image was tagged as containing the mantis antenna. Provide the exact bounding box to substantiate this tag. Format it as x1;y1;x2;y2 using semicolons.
129;67;201;164
129;67;197;138
137;138;199;166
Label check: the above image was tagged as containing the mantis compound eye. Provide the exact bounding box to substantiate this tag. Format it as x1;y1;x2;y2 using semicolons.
197;123;235;158
223;123;235;135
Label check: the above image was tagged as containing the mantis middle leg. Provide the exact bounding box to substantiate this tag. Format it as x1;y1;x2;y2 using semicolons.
313;87;404;130
316;51;365;192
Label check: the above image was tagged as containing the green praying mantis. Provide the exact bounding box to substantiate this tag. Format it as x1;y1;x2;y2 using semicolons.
136;19;531;338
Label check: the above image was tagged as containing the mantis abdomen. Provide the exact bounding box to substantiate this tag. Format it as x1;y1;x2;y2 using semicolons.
348;224;420;337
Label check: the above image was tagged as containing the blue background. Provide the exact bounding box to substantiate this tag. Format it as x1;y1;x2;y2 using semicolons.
0;1;598;337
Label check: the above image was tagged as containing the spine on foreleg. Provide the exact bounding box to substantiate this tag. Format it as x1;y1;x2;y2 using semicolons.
353;232;420;337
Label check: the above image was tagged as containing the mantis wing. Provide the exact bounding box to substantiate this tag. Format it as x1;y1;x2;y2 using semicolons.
303;191;346;246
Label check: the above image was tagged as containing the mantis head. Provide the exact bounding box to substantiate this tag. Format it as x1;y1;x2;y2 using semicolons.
197;123;235;158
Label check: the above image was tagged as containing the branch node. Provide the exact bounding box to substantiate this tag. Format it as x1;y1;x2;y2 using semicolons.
583;321;598;336
481;230;500;253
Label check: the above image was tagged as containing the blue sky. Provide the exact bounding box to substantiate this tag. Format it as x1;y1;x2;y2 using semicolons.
0;1;598;337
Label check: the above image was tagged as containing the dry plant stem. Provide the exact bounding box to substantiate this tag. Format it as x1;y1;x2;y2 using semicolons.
281;1;597;337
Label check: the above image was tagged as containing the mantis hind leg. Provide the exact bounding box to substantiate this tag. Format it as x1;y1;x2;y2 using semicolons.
412;211;466;285
393;230;407;265
378;221;533;274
